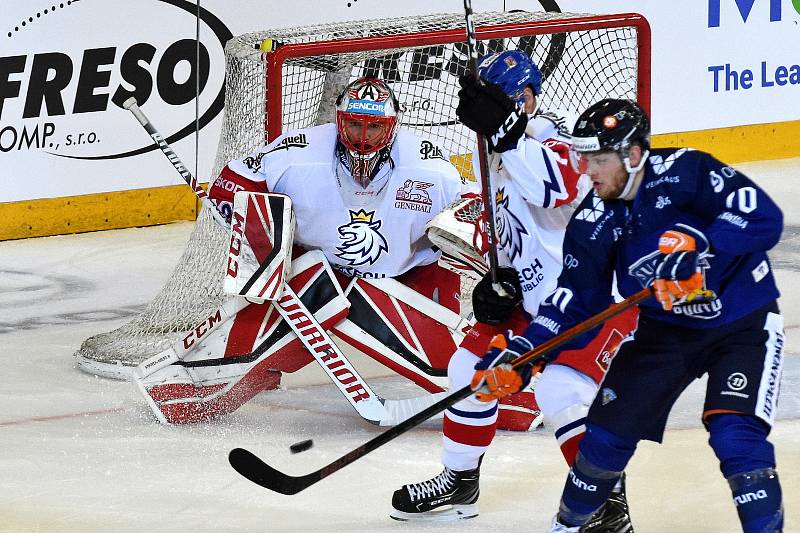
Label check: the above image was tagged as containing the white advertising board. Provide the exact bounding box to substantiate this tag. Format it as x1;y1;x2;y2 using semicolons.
1;0;798;203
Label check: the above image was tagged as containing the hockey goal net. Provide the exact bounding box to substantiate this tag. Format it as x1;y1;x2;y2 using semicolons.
74;10;651;379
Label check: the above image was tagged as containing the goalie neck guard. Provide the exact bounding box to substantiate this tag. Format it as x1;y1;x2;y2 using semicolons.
335;78;401;188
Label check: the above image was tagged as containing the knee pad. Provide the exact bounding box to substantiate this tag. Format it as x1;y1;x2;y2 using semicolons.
579;423;637;472
708;414;775;478
447;347;479;390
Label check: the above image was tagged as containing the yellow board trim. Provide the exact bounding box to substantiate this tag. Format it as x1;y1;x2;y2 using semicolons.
651;119;800;163
1;120;798;241
0;184;201;241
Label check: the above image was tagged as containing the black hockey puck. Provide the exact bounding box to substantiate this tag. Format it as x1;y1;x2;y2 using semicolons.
289;439;313;454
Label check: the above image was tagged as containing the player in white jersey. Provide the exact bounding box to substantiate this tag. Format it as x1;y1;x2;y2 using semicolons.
391;52;638;531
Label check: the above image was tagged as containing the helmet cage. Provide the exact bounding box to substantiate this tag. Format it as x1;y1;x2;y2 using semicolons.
335;78;400;186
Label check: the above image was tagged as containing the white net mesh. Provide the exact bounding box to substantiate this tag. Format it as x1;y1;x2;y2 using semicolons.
74;10;648;379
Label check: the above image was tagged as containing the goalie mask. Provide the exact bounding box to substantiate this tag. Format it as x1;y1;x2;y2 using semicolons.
570;98;651;198
335;78;401;187
477;50;542;111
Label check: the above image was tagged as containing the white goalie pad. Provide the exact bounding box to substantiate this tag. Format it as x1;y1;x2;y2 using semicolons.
135;250;349;424
224;192;295;301
425;195;488;281
332;277;475;393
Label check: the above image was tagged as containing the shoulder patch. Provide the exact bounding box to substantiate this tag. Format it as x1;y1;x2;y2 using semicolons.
574;194;605;222
649;148;693;175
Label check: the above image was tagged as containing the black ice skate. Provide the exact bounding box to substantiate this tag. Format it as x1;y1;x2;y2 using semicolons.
390;465;480;522
581;474;634;533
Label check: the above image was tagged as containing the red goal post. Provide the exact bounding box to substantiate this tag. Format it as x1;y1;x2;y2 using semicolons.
74;10;651;380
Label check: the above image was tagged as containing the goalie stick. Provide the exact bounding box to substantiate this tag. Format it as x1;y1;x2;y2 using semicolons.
122;97;227;227
228;287;653;495
124;100;448;426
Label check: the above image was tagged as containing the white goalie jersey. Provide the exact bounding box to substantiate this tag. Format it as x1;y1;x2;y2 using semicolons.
484;109;588;316
223;123;463;278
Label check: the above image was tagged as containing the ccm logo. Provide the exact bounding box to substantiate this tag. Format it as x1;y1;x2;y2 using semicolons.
182;310;223;349
226;211;244;277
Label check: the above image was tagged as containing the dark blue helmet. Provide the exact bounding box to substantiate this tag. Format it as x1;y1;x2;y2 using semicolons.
477;50;542;108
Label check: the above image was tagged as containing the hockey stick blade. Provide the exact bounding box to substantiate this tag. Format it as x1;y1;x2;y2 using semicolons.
227;287;652;494
228;385;475;494
229;448;317;495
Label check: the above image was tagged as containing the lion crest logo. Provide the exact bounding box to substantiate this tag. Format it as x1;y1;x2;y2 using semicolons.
335;210;389;266
495;188;528;261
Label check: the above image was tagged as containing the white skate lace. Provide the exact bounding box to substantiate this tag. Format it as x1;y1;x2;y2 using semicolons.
406;468;457;502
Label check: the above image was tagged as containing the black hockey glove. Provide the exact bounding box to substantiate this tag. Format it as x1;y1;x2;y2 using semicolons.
456;72;528;153
471;267;523;325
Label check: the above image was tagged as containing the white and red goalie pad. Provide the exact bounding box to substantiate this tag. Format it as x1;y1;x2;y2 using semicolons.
135;251;348;424
425;195;489;282
332;277;474;393
224;192;295;301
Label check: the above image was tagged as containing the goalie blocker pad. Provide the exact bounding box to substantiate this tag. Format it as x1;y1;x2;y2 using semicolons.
224;192;295;301
135;251;348;424
332;276;474;393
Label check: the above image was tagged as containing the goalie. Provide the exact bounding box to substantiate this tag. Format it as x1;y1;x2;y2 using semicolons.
391;51;638;531
135;77;531;430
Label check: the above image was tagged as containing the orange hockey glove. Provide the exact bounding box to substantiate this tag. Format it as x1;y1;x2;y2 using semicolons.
653;227;715;311
470;333;538;402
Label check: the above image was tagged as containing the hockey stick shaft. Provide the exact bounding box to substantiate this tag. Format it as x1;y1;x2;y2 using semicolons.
462;0;504;294
228;287;653;494
122;97;228;226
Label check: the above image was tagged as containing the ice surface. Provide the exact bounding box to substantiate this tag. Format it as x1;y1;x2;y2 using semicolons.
1;159;799;532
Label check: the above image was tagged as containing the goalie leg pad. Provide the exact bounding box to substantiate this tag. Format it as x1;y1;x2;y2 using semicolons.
332;270;471;393
136;251;349;423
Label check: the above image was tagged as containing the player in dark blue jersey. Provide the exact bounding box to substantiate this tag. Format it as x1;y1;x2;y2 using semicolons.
469;99;785;532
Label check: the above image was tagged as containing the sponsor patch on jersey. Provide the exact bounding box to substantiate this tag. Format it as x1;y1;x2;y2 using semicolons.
655;195;671;209
394;180;433;212
265;133;309;154
242;152;267;172
335;209;389;267
594;328;625;373
419;140;447;161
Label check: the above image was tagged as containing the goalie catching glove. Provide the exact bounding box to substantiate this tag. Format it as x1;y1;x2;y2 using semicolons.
456;72;528;153
471;267;523;325
653;225;716;311
470;332;541;402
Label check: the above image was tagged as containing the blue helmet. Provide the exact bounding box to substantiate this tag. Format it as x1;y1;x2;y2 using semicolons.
477;50;542;108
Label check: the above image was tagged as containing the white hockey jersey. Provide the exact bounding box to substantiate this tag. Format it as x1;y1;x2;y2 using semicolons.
477;109;586;317
225;123;463;278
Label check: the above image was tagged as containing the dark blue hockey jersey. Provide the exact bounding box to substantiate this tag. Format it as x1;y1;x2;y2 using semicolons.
525;147;783;354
